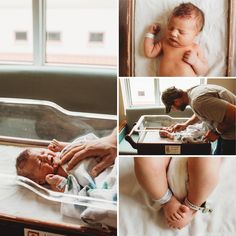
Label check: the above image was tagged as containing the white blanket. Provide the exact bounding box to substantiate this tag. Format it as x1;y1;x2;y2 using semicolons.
59;134;117;229
134;0;228;76
120;157;236;236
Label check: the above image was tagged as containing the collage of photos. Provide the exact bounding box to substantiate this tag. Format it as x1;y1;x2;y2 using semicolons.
0;0;235;236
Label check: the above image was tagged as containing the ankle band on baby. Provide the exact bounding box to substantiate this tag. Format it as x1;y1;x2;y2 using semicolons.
145;33;155;39
153;188;173;205
184;198;213;213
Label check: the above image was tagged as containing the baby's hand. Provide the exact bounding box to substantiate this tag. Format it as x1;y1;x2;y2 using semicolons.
48;139;64;152
148;23;161;35
46;174;66;192
183;50;198;66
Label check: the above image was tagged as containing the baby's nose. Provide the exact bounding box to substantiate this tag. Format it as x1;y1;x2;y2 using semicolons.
171;29;178;37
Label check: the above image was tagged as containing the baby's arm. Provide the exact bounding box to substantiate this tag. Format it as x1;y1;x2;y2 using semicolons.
144;23;162;58
182;45;208;76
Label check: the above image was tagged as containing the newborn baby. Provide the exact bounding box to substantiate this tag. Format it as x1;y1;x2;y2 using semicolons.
144;3;208;76
16;134;99;192
159;123;207;143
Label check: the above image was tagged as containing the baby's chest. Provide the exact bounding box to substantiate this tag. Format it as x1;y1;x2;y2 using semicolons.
162;44;192;60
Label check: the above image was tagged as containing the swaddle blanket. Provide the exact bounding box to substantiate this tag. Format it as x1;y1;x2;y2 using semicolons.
59;133;117;229
172;122;208;143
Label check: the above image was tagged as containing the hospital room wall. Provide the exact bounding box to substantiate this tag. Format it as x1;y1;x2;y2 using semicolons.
0;68;117;115
207;78;236;94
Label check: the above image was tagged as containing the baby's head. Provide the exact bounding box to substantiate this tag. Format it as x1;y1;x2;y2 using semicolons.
16;148;56;184
166;3;205;46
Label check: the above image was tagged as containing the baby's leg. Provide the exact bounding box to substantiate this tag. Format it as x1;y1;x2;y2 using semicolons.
187;157;221;207
134;157;188;228
134;157;171;199
172;157;221;228
48;139;68;152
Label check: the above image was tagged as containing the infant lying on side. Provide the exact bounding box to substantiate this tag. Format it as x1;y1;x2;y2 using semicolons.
144;2;208;76
159;122;207;143
16;134;104;192
15;134;117;229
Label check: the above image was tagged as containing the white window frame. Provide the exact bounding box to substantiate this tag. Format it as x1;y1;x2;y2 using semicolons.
121;78;206;110
33;0;45;66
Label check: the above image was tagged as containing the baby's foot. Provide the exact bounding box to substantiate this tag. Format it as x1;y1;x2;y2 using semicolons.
48;139;66;152
162;196;184;223
45;174;66;192
166;204;196;229
163;196;192;229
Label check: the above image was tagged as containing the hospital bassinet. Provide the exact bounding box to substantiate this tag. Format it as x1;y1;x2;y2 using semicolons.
0;98;117;236
125;115;211;155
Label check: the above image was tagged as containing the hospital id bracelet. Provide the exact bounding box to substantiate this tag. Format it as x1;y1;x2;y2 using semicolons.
184;198;213;213
56;177;67;191
153;188;173;205
145;33;155;39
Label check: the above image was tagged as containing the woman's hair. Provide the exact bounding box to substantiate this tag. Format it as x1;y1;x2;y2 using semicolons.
172;2;205;32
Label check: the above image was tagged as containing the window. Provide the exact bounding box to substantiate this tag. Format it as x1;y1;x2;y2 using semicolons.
0;0;117;67
121;78;206;108
47;32;61;42
0;0;33;63
45;0;117;66
15;31;28;41
89;33;104;43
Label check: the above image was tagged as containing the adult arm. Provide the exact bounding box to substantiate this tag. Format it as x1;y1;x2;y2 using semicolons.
216;103;236;133
59;128;117;177
171;114;200;132
193;96;235;141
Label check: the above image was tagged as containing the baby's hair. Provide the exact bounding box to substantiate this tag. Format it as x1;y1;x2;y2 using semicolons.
16;149;33;179
171;2;205;32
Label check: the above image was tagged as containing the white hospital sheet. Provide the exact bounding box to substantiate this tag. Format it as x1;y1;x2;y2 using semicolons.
134;0;228;76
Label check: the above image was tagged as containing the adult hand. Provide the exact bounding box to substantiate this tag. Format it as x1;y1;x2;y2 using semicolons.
59;130;117;177
203;130;220;142
170;123;187;132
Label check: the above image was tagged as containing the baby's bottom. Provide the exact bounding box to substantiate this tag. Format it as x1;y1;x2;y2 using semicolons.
134;157;221;229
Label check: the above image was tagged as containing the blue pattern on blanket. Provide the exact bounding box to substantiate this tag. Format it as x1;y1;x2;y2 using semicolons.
61;158;117;229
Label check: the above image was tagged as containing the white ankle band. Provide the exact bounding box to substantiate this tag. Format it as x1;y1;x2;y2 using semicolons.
184;198;213;213
153;189;173;205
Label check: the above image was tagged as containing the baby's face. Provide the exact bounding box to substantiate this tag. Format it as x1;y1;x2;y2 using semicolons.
25;149;57;184
166;16;199;47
